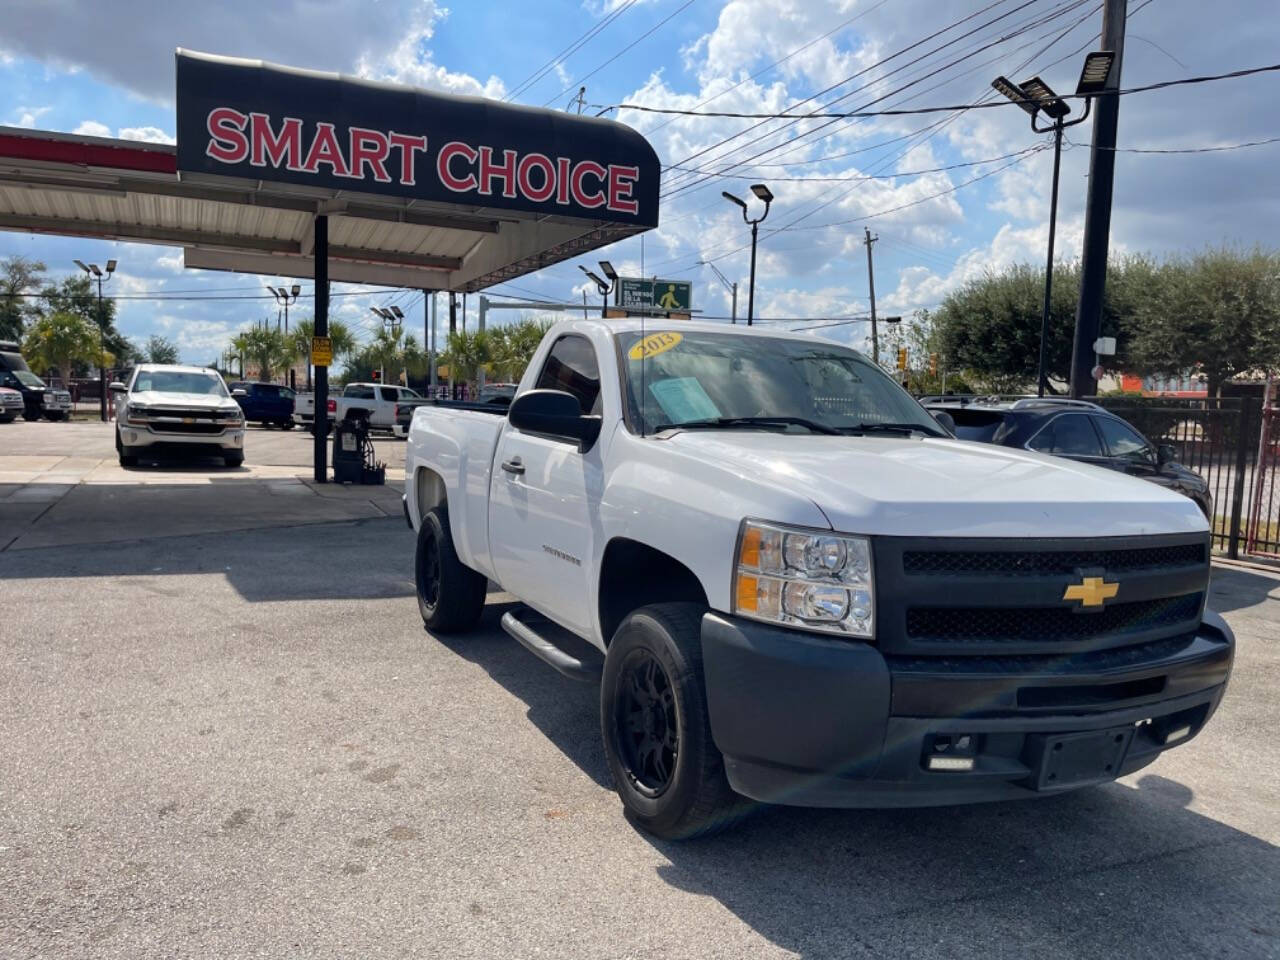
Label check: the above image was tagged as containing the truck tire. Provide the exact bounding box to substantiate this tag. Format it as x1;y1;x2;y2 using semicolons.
415;505;487;634
601;603;747;840
224;453;245;467
115;430;138;467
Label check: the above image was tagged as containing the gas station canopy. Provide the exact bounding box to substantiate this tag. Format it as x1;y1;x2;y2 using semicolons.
0;49;661;292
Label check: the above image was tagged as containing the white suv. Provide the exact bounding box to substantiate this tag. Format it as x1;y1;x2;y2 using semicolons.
111;365;246;467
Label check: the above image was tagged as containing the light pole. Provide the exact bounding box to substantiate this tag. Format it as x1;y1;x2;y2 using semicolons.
371;306;404;383
266;283;300;334
267;283;300;387
698;260;738;324
992;52;1115;396
721;183;773;326
579;260;617;317
73;258;116;421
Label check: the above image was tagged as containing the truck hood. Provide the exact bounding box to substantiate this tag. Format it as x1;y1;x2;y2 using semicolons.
129;391;239;412
665;431;1207;538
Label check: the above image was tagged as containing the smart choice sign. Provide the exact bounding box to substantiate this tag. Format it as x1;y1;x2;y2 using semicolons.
174;50;660;228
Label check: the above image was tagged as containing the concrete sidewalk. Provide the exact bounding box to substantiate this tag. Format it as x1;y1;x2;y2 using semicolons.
0;423;407;551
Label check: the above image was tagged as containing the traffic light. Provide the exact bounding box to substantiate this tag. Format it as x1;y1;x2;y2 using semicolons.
896;347;908;371
929;352;939;376
372;369;381;383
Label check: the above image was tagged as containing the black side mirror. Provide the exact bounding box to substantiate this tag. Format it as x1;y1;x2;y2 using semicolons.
931;410;956;435
1157;443;1176;465
508;389;602;451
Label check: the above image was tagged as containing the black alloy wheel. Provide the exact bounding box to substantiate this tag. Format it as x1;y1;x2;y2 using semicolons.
614;648;679;797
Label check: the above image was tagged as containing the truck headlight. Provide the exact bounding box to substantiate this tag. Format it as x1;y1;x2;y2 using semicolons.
733;520;874;638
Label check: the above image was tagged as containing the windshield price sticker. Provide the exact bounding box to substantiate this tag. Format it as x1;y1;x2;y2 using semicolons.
628;331;683;361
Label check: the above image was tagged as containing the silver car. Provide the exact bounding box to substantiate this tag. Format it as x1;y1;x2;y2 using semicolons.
111;365;246;467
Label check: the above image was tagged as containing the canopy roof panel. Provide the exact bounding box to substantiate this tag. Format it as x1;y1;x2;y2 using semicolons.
0;50;661;292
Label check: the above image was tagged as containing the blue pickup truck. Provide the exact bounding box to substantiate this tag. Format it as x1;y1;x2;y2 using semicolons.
228;381;296;428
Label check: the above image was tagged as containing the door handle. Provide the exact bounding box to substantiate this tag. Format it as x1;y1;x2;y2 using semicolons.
501;457;524;476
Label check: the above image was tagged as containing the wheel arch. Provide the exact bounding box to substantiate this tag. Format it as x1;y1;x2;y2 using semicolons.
597;538;709;647
414;465;447;525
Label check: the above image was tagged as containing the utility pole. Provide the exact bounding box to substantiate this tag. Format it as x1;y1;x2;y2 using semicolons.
426;290;437;394
569;87;587;114
864;228;880;366
1070;0;1127;397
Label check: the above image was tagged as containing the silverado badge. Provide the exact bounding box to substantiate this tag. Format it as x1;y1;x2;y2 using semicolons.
1063;576;1119;608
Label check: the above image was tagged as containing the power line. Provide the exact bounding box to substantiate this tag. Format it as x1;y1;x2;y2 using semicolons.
658;0;1093;202
605;62;1280;118
542;0;700;108
663;145;1043;182
504;0;638;102
1067;134;1280;154
643;0;896;137
657;0;1062;197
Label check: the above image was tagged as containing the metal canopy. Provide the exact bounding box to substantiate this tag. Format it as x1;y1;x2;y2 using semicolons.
0;51;661;292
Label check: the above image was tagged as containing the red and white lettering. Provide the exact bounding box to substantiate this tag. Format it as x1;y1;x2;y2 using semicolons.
607;164;639;215
302;122;350;177
388;131;428;185
555;157;572;205
570;160;607;209
205;107;249;164
348;127;392;183
249;112;302;169
517;153;556;203
477;147;518;198
438;141;478;192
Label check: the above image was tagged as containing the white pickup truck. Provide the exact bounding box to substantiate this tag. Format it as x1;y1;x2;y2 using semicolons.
403;319;1234;838
321;382;428;434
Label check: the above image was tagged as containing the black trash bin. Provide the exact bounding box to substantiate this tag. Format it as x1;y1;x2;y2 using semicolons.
331;410;385;485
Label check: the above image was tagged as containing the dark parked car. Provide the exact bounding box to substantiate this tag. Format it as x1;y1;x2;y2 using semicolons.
0;341;73;421
228;381;296;428
921;397;1213;518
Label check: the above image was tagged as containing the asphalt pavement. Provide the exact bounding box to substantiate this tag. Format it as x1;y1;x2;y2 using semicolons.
1;422;1278;959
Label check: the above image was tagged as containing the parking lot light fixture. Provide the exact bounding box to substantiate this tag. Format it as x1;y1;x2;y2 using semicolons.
992;75;1038;117
74;257;115;422
1076;51;1116;96
599;261;618;283
1019;76;1071;120
991;56;1103;397
724;183;773;326
579;265;613;317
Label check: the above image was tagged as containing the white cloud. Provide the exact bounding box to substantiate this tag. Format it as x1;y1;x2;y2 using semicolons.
14;105;51;128
73;120;112;138
353;5;504;99
118;125;175;145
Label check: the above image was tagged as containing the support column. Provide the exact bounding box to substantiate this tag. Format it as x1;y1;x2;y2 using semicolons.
312;215;329;483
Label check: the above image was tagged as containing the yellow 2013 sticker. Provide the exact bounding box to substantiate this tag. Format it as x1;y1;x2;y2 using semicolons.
628;331;683;360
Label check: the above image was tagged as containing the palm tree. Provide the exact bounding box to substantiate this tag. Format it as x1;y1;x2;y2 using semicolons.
441;328;492;394
239;327;294;382
491;318;553;382
229;332;251;379
291;318;356;390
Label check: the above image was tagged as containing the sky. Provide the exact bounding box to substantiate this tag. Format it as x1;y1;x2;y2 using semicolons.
1;0;1278;362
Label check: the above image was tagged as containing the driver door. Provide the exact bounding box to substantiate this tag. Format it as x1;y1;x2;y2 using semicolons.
488;334;604;637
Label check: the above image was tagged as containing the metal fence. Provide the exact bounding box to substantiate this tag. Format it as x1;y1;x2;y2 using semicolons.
1092;396;1276;560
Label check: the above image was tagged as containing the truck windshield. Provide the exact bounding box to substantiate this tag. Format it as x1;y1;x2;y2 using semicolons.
132;371;228;396
617;329;944;436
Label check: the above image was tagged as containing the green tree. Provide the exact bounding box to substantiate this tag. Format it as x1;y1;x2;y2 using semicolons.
490;317;553;382
145;334;180;364
22;311;102;381
290;318;355;390
441;328;493;392
0;255;45;341
239;327;295;382
933;256;1161;393
1128;248;1280;397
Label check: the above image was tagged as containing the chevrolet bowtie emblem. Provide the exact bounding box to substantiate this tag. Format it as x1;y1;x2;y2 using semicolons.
1063;576;1119;608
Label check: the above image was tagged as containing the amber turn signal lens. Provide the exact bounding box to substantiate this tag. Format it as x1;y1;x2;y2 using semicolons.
739;526;761;569
736;573;759;612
